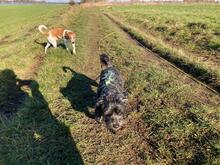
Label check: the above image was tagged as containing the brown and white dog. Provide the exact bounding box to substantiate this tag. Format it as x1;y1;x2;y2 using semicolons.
38;25;76;54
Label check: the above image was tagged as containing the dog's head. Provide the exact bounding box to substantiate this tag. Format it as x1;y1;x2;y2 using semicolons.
64;30;76;43
104;102;125;133
100;53;112;69
96;95;127;133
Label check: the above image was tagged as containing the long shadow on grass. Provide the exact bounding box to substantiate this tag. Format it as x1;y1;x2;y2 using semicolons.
0;69;84;164
60;66;98;118
0;69;27;118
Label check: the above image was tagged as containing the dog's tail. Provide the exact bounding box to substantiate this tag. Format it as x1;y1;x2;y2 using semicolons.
100;53;112;67
38;25;48;35
62;66;76;74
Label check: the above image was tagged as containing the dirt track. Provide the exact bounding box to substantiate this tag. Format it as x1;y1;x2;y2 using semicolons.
66;9;219;164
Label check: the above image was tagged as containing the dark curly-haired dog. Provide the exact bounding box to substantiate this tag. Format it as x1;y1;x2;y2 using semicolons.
95;53;127;133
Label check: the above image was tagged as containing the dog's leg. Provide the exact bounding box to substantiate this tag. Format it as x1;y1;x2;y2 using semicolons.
48;37;57;48
45;42;51;54
51;39;57;48
95;105;102;123
72;42;76;54
64;39;69;52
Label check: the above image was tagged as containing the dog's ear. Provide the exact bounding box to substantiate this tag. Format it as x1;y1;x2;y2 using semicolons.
104;108;112;116
64;35;70;40
63;30;70;39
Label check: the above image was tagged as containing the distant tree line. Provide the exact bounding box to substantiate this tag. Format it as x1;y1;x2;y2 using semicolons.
68;0;105;5
0;0;45;3
68;0;218;3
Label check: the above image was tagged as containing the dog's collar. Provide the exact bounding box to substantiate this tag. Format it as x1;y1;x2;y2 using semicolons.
99;69;124;99
100;70;115;88
102;70;114;86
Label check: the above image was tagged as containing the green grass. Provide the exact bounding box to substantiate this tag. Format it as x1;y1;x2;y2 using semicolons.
104;4;220;91
0;4;67;78
0;5;65;36
0;4;219;165
106;4;220;56
98;11;220;164
0;4;85;164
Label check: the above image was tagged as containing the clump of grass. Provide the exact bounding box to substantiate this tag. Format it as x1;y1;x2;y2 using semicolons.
155;26;168;32
187;22;208;29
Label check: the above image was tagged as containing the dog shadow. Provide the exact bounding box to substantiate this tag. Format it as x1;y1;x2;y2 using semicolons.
34;39;68;50
60;67;98;118
34;39;47;47
0;69;84;164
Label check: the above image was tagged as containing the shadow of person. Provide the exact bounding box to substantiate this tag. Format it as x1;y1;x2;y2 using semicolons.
0;69;84;164
60;67;98;118
0;69;27;118
20;80;84;164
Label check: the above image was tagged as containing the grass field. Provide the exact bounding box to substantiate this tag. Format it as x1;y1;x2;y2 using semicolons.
0;4;220;165
105;4;220;91
107;4;220;57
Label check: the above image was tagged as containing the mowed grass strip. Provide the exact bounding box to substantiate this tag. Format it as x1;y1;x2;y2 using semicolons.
104;4;220;92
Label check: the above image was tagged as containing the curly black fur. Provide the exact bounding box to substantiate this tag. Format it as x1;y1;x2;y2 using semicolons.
95;54;127;133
